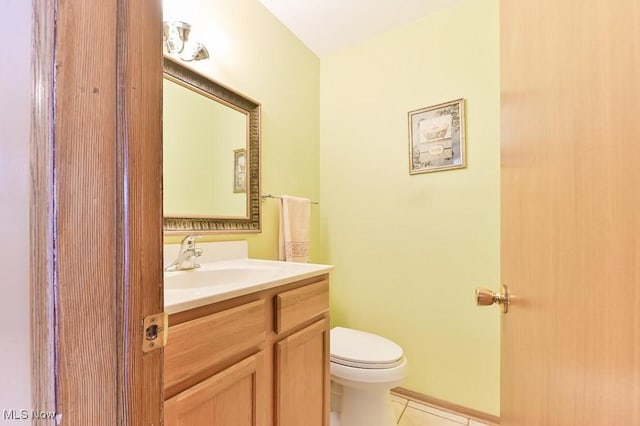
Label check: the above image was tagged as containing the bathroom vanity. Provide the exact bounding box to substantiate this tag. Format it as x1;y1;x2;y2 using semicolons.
161;39;329;424
163;242;332;426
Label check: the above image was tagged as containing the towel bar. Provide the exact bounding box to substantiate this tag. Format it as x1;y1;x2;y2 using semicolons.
261;193;319;204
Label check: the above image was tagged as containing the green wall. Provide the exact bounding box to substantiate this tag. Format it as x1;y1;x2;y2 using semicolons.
319;0;501;415
163;0;321;261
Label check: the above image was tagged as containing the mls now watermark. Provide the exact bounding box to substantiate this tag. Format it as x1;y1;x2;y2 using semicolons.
3;409;58;420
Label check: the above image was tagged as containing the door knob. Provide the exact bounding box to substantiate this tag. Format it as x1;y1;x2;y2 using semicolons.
475;285;509;313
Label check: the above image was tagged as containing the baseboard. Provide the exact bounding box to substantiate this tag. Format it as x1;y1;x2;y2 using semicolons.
392;387;500;425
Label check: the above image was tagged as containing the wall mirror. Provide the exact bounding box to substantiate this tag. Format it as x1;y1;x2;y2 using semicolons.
163;57;261;234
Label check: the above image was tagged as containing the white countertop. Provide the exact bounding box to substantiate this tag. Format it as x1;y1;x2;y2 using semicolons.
163;241;333;314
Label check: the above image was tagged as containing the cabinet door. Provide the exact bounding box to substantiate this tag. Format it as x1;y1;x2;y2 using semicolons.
275;318;329;426
165;352;267;426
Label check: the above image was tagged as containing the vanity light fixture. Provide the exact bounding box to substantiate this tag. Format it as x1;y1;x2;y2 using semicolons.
163;20;209;62
180;41;209;62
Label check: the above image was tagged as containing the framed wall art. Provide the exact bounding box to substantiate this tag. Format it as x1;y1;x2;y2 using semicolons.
408;98;466;174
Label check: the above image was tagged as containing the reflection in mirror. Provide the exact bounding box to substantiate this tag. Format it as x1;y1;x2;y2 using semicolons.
162;57;261;234
163;77;247;217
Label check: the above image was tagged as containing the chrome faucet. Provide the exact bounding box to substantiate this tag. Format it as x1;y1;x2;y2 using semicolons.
165;235;203;271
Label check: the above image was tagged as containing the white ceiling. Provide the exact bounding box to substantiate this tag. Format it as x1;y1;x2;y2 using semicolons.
258;0;464;57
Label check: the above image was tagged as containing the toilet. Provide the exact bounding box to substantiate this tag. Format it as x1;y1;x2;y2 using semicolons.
330;327;408;426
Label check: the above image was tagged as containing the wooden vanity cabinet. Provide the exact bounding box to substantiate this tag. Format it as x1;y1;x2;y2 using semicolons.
274;280;331;426
163;275;330;426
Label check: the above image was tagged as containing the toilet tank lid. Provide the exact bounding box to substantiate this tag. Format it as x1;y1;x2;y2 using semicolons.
330;327;404;365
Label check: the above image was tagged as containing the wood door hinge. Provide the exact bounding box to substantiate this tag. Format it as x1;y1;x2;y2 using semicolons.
142;312;168;353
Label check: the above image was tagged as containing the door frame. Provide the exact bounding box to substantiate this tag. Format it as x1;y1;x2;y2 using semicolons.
31;0;164;423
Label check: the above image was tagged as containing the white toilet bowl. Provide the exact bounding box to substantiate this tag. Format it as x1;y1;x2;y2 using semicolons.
330;327;407;426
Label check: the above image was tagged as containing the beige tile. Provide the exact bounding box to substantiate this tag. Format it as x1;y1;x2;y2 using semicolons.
392;401;407;423
398;406;466;426
407;401;467;425
330;411;340;426
469;420;491;426
390;393;408;423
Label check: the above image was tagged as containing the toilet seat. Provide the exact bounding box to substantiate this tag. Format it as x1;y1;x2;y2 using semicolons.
330;327;404;369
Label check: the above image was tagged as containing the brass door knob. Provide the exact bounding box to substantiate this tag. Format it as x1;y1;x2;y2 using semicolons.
475;285;509;313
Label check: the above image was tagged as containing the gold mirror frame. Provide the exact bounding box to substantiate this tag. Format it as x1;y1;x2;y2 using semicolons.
163;57;261;234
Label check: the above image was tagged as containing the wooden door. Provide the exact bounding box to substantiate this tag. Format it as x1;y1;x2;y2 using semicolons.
500;0;640;424
165;352;267;426
31;0;164;423
275;318;330;426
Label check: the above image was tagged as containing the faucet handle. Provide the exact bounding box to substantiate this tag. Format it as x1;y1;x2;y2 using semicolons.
181;234;200;247
193;247;203;269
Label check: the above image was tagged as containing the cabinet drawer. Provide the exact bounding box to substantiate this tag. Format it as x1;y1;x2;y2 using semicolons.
165;299;266;390
275;279;329;334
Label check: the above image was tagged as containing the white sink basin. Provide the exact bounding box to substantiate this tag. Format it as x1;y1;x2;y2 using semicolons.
165;264;281;290
163;258;333;314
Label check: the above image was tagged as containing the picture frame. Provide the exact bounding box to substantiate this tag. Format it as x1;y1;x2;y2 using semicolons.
408;98;466;174
233;148;247;193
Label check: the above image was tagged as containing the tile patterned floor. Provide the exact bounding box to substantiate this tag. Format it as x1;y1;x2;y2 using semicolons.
390;393;494;426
